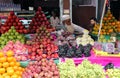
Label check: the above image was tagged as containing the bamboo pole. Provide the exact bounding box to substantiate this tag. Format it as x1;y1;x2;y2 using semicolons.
98;0;107;41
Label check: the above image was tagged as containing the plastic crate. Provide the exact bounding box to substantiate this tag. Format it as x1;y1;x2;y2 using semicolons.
20;60;30;68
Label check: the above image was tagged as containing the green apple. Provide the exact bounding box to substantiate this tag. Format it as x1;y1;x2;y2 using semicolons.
15;32;19;36
17;35;22;39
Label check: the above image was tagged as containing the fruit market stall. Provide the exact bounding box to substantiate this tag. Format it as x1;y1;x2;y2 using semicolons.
0;3;120;77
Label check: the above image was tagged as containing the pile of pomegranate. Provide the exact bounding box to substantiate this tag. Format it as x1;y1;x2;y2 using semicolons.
27;38;58;61
22;59;60;78
26;25;58;61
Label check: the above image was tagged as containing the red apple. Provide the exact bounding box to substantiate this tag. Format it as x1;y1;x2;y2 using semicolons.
8;23;12;26
44;17;47;21
19;30;23;33
16;19;20;22
36;11;40;15
13;15;17;19
13;22;17;26
34;22;38;26
15;26;19;29
10;11;14;16
40;18;43;21
10;19;14;22
38;15;41;19
45;21;49;25
23;29;27;34
42;14;45;17
8;16;12;20
20;26;24;29
18;22;22;26
38;7;42;11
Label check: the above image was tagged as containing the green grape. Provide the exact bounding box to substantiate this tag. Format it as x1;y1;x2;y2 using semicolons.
58;59;106;78
106;69;120;78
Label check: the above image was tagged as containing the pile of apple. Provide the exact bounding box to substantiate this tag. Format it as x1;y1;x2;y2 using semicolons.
22;59;60;78
29;7;53;33
27;38;58;61
0;26;25;49
2;41;28;61
0;51;24;78
0;11;29;34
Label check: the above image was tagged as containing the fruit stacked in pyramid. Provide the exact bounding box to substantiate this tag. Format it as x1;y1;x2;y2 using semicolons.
92;9;119;35
116;21;120;32
0;51;24;78
32;26;54;43
0;11;29;34
0;26;25;49
29;7;51;33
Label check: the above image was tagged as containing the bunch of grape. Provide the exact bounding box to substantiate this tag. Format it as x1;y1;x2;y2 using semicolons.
83;44;92;57
58;59;78;78
75;44;83;57
58;59;106;78
106;69;120;78
77;59;106;78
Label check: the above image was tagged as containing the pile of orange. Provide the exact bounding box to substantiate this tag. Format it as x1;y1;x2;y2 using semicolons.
0;50;24;78
92;10;120;35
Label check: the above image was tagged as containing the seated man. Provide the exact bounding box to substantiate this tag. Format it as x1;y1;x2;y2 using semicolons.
61;15;89;34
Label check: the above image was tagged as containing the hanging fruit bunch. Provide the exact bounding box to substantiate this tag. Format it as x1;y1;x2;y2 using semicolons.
92;9;118;35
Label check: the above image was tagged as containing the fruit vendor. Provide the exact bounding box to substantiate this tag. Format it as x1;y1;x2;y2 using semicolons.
89;17;98;32
61;15;89;34
50;11;60;27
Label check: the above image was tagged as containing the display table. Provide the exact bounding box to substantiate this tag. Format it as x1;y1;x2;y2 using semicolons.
60;50;120;67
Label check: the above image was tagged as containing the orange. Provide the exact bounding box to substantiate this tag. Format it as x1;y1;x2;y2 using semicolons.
2;73;8;77
18;71;22;76
9;62;15;67
6;50;14;57
15;62;20;67
0;63;2;68
4;75;11;78
0;57;6;63
7;57;14;62
0;68;5;74
0;52;4;57
11;74;18;78
18;67;22;71
6;67;13;71
15;71;20;75
17;76;21;78
0;75;3;78
12;58;17;62
13;66;18;71
7;69;14;76
2;62;9;68
22;68;25;71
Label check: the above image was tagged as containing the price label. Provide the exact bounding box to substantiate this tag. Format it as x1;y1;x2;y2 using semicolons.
104;43;115;53
117;42;120;52
94;42;102;50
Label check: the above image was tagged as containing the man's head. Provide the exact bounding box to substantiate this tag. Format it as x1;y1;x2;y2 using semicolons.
90;17;97;25
62;15;71;25
51;11;56;17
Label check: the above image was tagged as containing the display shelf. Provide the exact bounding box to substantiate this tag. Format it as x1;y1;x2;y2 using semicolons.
0;11;35;19
15;11;35;19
